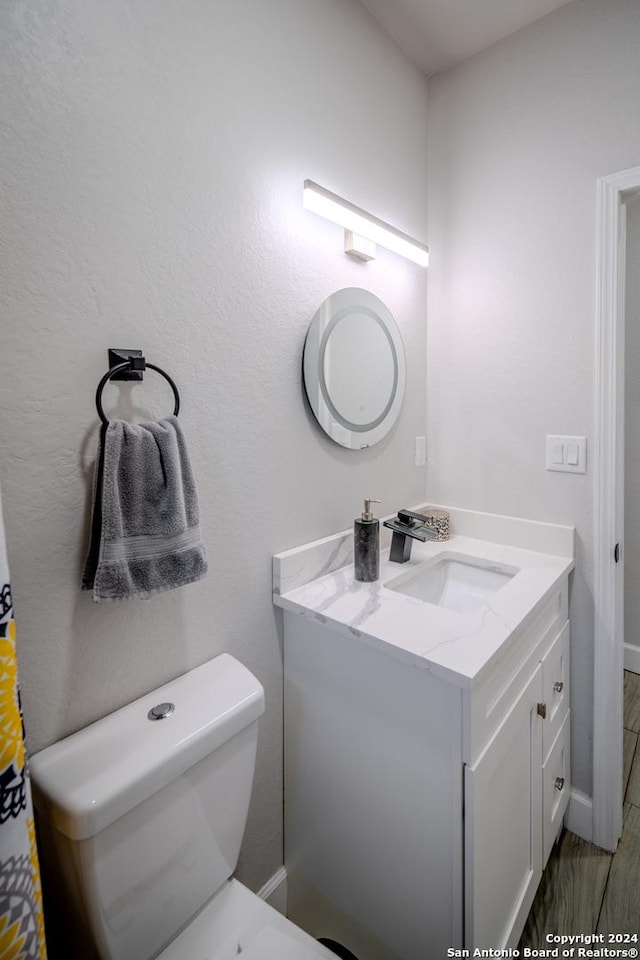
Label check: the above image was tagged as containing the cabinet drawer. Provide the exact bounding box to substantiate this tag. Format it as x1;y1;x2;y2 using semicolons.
542;710;570;866
541;621;570;761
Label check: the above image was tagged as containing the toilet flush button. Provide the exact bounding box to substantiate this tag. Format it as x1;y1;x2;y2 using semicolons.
148;702;175;721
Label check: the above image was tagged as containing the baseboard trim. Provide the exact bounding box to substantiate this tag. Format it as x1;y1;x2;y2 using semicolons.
624;643;640;674
257;866;288;915
565;788;593;843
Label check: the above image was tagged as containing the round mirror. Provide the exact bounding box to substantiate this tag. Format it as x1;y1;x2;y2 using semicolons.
303;288;406;449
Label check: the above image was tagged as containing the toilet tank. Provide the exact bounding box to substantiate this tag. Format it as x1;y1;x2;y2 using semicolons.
30;653;265;960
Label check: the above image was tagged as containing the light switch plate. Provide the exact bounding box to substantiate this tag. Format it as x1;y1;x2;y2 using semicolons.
546;435;587;474
414;436;426;467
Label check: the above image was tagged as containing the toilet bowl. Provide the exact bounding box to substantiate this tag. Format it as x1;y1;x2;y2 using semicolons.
157;878;333;960
30;654;335;960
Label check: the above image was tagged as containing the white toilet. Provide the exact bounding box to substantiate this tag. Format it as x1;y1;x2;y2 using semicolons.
30;653;335;960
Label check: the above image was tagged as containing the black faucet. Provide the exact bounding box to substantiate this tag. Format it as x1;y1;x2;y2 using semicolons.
383;509;440;563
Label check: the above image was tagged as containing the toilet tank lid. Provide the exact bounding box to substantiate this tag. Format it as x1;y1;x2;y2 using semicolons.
30;653;265;840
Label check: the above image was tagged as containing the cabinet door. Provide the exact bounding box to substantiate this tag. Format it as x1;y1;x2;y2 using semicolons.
465;665;543;949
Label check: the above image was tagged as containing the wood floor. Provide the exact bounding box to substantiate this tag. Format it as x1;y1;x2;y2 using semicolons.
520;670;640;944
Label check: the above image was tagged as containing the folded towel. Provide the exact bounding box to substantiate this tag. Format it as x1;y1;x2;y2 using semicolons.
82;415;207;601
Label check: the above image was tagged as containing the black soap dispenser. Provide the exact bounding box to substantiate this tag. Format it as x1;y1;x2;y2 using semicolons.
354;498;381;582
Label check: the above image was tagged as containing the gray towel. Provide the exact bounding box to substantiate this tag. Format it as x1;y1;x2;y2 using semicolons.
82;415;207;601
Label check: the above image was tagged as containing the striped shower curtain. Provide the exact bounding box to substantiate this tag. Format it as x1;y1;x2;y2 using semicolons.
0;486;47;960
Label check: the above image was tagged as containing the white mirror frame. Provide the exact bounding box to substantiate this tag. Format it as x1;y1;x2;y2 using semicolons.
302;288;406;449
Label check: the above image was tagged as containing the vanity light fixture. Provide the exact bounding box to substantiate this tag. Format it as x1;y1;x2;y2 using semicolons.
303;179;429;267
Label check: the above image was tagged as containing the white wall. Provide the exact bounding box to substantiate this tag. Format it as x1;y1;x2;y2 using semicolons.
0;0;428;893
625;195;640;672
427;0;640;796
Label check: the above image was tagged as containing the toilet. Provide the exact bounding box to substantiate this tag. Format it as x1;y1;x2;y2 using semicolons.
30;653;336;960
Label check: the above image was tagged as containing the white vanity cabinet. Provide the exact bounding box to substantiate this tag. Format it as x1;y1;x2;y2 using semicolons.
465;617;570;948
465;664;544;949
282;575;571;960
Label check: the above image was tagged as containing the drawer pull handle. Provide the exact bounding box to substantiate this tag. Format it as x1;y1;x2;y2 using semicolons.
554;681;564;693
554;776;565;791
537;702;547;719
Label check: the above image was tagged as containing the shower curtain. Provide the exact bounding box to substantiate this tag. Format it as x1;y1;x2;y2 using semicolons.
0;486;47;960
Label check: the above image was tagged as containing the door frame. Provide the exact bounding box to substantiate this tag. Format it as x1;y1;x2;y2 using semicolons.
593;164;640;851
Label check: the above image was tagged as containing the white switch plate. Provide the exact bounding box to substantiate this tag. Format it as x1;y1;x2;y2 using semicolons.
414;436;426;467
545;435;587;474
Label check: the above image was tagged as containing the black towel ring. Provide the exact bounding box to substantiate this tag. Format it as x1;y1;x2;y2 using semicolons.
95;359;180;426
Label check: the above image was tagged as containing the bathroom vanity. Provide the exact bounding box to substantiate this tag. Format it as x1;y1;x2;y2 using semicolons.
273;507;574;960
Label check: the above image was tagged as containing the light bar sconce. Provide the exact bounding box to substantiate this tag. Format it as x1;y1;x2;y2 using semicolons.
303;179;428;267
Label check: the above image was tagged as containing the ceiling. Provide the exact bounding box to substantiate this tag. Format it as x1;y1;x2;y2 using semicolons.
358;0;573;76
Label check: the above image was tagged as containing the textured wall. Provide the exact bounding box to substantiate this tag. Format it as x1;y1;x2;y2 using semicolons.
0;0;428;892
427;0;640;797
625;196;640;662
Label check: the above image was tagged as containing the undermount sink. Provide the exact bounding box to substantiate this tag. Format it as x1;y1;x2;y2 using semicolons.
385;553;518;614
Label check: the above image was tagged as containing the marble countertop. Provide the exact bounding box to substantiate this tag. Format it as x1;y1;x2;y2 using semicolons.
273;509;574;689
